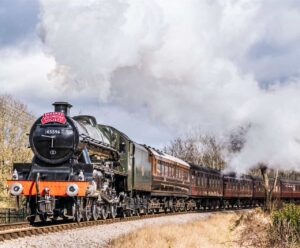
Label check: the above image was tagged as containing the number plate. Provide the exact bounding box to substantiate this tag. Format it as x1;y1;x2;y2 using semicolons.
44;129;62;135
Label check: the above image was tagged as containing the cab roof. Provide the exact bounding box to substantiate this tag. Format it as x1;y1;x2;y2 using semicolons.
146;147;190;168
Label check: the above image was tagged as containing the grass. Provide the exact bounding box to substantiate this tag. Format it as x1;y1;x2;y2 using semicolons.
110;208;300;248
109;212;241;248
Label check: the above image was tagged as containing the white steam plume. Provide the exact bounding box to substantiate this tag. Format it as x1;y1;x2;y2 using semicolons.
38;0;300;172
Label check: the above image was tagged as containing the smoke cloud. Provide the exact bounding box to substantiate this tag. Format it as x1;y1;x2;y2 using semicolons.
38;0;300;172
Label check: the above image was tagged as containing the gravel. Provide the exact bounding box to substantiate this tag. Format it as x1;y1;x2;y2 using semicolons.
0;213;211;248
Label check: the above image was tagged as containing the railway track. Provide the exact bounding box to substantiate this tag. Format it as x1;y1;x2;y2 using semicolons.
0;208;250;242
0;213;169;242
0;222;30;232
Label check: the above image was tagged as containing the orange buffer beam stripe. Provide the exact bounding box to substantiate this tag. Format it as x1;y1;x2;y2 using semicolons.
7;180;89;197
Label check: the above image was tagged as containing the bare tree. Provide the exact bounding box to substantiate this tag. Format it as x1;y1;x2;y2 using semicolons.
164;132;226;170
0;95;34;207
260;164;279;212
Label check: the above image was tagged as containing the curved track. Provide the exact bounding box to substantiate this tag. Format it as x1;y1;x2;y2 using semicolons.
0;213;172;242
0;207;252;242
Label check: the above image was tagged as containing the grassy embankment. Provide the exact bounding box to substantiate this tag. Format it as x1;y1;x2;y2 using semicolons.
109;211;241;248
109;205;300;248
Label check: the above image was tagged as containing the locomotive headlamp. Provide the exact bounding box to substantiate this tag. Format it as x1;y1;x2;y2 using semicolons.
12;169;19;180
78;170;84;181
66;184;79;197
10;183;23;196
43;187;50;196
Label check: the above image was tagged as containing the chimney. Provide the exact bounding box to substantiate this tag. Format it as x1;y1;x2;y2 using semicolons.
52;102;72;116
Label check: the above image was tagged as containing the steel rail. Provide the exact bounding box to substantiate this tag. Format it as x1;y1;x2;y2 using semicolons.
0;222;30;232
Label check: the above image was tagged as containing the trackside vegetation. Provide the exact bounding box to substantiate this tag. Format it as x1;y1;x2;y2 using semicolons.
271;204;300;246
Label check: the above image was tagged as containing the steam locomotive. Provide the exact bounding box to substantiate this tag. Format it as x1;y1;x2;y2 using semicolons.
7;102;300;223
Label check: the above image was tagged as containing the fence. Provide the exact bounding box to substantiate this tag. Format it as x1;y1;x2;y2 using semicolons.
0;208;26;224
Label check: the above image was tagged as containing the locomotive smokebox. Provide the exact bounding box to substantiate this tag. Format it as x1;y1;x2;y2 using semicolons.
52;102;72;116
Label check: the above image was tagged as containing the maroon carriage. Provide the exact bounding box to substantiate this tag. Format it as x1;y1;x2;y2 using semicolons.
190;164;223;209
223;174;253;207
280;179;300;201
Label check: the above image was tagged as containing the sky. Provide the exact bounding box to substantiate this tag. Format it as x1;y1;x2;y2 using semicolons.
0;0;300;171
0;0;172;146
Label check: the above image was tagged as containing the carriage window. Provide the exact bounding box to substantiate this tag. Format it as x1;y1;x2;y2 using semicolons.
185;171;188;181
157;162;161;176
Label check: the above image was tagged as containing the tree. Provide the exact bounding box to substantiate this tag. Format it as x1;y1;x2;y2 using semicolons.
164;132;226;170
0;95;34;207
260;165;279;213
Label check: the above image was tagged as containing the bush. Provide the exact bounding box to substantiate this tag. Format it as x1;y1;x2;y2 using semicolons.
271;204;300;246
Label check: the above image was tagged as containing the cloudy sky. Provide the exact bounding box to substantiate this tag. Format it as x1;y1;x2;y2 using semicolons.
0;0;173;146
0;0;300;171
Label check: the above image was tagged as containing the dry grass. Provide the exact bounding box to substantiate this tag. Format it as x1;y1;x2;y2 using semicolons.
110;209;299;248
231;208;271;248
109;212;242;248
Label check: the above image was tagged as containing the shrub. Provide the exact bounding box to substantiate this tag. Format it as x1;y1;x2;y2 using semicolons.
271;204;300;246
